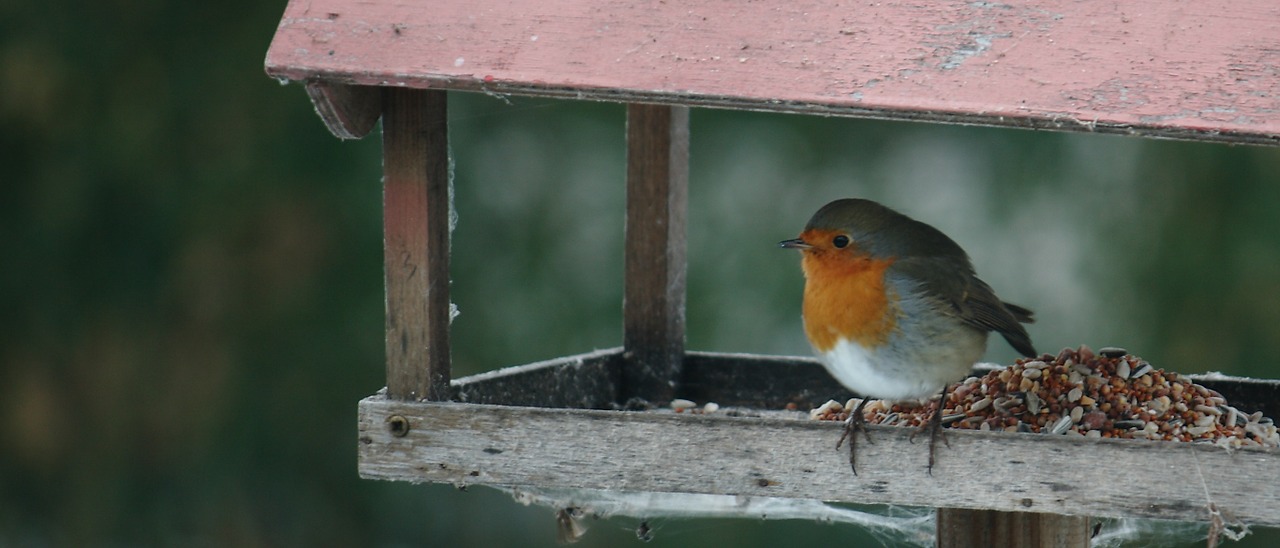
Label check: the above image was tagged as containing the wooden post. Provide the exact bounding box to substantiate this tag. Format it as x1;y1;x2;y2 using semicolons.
937;509;1091;548
623;104;689;403
381;88;451;401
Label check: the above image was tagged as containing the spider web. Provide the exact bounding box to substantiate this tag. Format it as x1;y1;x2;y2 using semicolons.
504;487;1245;547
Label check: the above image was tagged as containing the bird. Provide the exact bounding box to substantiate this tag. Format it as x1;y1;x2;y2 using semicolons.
780;198;1036;474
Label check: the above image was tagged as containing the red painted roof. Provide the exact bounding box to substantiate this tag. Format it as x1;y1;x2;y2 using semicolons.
266;0;1280;145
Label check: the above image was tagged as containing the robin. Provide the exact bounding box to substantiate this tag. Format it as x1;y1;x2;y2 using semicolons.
780;198;1036;473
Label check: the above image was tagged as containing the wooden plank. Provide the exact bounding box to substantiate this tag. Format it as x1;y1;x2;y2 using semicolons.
453;348;623;409
937;509;1090;548
451;351;1280;419
304;82;382;140
357;396;1280;526
264;0;1280;145
623;104;689;403
679;351;848;409
381;88;451;401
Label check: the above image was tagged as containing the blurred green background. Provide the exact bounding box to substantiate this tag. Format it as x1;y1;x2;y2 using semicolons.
4;2;1280;546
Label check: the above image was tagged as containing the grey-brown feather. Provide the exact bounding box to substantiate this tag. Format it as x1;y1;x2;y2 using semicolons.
807;198;1037;358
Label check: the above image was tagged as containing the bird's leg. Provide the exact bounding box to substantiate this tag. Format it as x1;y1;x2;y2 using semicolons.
836;397;872;475
908;385;952;475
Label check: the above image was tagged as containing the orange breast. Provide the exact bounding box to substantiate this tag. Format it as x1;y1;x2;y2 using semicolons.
800;247;897;353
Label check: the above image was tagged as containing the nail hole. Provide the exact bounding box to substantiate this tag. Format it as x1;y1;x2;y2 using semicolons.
387;415;410;437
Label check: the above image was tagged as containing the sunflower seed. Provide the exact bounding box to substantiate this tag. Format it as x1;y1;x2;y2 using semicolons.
1049;415;1073;435
1195;404;1222;416
1116;361;1131;379
1226;406;1243;427
1099;347;1128;358
1067;387;1083;403
1131;362;1153;378
1187;426;1214;436
670;399;697;411
998;396;1023;410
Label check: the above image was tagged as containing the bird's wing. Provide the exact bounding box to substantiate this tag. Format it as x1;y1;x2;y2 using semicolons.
893;257;1037;357
962;277;1037;357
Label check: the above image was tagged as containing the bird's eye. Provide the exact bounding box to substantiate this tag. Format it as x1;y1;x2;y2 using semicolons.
832;235;850;249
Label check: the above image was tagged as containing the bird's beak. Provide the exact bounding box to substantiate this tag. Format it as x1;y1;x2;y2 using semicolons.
778;238;812;250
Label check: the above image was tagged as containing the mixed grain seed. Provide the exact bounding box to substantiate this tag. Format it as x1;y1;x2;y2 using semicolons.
669;398;722;415
809;345;1280;449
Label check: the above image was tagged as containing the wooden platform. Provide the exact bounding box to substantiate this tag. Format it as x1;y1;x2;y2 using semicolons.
358;350;1280;527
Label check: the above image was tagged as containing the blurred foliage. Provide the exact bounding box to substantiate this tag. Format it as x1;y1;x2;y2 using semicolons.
3;1;1280;546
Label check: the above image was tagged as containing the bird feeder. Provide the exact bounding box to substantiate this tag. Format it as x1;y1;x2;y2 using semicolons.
264;1;1280;545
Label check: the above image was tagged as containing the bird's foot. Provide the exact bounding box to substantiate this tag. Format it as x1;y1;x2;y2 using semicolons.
836;398;873;475
909;388;951;475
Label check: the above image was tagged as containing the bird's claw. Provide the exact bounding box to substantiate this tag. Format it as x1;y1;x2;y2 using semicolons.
909;388;951;475
837;398;872;475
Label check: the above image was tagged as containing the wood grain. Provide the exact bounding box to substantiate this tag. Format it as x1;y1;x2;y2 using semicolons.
447;350;1280;420
265;0;1280;145
357;396;1280;527
623;104;689;403
937;508;1090;548
304;82;382;140
381;88;451;401
453;348;623;409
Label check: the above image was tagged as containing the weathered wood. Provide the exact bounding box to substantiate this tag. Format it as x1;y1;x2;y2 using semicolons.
305;81;382;140
357;396;1280;526
680;351;849;409
937;509;1090;548
622;104;689;403
382;88;451;401
449;351;1280;419
265;0;1280;145
453;348;623;409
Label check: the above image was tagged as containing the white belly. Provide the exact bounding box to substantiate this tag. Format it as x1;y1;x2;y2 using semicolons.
816;330;986;400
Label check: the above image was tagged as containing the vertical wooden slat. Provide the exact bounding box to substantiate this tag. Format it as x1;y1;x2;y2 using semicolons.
623;104;689;403
937;509;1091;548
381;88;451;401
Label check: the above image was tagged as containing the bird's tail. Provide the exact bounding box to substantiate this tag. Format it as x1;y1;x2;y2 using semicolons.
1000;301;1037;357
1003;302;1034;324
